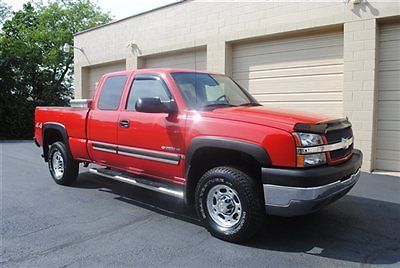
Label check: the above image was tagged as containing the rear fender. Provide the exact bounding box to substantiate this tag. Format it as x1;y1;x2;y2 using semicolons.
42;123;70;162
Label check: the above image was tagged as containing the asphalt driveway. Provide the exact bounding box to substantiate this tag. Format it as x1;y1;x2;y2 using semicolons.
1;141;400;267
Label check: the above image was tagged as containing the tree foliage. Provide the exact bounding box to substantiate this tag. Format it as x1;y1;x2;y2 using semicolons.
0;0;11;26
0;0;112;139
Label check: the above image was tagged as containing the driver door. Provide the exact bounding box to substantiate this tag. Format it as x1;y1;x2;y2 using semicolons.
117;74;186;183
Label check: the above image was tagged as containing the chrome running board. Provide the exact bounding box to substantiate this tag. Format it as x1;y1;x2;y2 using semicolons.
89;168;184;199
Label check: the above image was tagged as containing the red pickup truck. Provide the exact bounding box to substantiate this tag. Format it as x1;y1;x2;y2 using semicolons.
35;69;362;242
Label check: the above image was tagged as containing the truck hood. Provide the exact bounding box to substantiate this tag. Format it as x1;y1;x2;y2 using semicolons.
198;106;336;132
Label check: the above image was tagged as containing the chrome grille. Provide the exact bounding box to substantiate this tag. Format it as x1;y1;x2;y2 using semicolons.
325;127;352;144
325;127;353;161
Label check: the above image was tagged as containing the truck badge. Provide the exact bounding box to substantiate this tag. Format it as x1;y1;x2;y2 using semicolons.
342;137;351;149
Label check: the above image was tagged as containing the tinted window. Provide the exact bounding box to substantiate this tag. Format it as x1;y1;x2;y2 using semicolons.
98;75;128;110
126;79;170;111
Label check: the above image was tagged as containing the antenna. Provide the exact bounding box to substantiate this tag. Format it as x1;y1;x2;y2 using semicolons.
194;40;197;72
194;39;198;107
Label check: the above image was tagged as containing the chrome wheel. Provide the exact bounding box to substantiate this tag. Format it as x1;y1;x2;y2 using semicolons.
52;150;64;180
206;184;242;228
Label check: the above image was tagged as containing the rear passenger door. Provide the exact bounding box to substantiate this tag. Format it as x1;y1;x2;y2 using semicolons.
117;74;186;183
87;74;128;167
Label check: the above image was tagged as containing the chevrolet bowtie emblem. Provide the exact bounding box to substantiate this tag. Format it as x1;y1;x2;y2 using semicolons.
342;137;352;149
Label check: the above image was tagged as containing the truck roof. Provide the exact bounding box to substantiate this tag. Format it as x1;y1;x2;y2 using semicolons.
103;68;223;77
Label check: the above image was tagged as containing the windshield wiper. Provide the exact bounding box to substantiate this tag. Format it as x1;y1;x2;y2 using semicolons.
200;103;237;110
239;102;261;107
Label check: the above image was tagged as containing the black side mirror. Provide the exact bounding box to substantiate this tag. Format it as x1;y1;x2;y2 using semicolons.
135;97;178;114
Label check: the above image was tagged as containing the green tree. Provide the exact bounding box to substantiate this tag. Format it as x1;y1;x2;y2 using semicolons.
0;0;111;139
0;0;11;26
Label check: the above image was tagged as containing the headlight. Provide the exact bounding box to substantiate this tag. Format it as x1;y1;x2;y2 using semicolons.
294;132;323;147
293;132;326;167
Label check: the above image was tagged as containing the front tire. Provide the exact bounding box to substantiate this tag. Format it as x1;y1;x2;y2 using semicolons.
195;166;265;242
48;141;79;185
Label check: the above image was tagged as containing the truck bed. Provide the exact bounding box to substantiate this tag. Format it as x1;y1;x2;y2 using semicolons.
35;106;90;160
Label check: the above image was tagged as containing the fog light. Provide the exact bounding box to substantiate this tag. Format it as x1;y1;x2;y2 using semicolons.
303;153;326;167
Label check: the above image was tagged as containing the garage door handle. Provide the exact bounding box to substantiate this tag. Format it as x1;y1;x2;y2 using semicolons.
119;120;130;128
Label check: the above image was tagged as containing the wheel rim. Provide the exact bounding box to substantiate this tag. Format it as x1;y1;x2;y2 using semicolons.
206;184;242;228
52;150;64;180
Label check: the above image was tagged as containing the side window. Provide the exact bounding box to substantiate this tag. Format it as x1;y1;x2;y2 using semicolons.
126;78;171;111
97;75;128;110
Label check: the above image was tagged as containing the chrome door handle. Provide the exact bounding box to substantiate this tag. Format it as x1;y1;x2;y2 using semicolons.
119;120;130;128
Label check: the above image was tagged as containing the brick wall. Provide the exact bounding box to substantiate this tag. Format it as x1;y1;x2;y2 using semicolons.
74;0;400;171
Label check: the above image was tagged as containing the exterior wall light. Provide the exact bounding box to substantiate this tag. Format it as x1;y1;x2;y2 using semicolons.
63;43;84;53
127;41;142;56
343;0;364;4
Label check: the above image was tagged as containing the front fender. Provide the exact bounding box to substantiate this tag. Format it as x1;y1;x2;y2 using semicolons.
184;136;271;204
185;136;271;173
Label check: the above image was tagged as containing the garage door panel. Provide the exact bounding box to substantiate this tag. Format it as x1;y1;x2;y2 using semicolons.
378;90;400;101
377;120;400;132
376;130;400;151
237;74;343;94
88;61;126;98
233;59;343;75
234;44;343;61
233;31;343;117
376;149;400;162
234;33;343;57
233;46;343;63
379;60;400;71
378;70;400;88
379;24;400;41
375;159;400;171
379;36;400;46
377;101;400;120
376;23;400;171
379;82;400;92
232;48;343;73
253;92;342;102
145;54;206;68
147;59;206;70
144;48;206;71
233;64;343;80
379;43;400;61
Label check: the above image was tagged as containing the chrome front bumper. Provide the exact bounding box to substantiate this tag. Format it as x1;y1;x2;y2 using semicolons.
263;169;360;217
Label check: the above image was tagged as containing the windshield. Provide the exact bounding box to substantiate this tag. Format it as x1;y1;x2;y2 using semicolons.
171;72;258;110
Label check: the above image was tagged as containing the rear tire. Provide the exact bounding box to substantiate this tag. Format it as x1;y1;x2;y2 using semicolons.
48;142;79;185
195;166;265;243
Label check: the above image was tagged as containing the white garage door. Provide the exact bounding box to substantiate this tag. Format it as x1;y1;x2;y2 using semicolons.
375;23;400;172
232;31;344;117
88;60;126;98
144;48;206;71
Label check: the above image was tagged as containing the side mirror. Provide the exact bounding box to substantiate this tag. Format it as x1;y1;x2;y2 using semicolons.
135;97;178;114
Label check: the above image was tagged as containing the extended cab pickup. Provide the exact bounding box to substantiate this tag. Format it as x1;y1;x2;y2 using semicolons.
35;69;362;242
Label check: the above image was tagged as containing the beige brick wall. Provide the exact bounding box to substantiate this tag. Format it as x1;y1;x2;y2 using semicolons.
343;19;379;171
73;0;400;171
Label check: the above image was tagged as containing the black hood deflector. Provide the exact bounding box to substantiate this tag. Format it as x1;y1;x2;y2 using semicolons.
294;118;352;134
